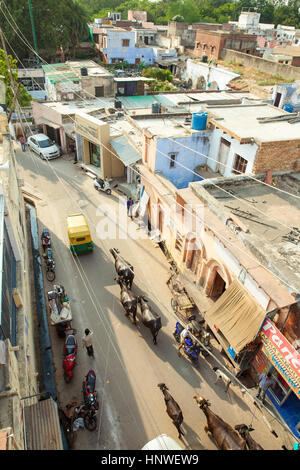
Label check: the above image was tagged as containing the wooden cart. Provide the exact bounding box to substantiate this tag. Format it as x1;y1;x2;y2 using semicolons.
166;271;196;322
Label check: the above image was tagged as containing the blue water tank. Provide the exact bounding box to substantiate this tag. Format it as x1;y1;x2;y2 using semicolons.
283;103;294;113
191;112;208;130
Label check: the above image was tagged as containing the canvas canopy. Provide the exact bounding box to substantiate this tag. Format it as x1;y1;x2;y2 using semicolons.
205;279;266;354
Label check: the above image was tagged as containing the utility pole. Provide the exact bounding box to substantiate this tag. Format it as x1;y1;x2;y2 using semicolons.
27;0;40;66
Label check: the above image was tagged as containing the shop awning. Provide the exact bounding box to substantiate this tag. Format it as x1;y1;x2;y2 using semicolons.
23;397;63;450
38;117;60;130
205;280;266;354
110;136;142;166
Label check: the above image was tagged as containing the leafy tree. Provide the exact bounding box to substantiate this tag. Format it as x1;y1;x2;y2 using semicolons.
0;49;31;109
143;67;173;82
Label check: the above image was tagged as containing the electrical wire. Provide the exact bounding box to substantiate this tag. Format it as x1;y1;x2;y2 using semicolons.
7;28;298;295
1;9;298;441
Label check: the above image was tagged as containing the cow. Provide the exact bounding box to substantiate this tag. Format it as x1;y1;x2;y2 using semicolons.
234;424;264;450
115;276;138;325
110;248;134;289
193;395;247;450
137;296;162;345
158;383;184;439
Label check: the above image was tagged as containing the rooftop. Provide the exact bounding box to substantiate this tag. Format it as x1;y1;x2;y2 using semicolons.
41;98;115;116
208;104;300;143
192;173;300;293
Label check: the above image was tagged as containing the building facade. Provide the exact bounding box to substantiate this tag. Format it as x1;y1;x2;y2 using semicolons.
194;30;258;60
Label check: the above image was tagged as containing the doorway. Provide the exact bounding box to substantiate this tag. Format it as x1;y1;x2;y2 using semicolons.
274;92;282;107
210;271;226;299
217;138;230;175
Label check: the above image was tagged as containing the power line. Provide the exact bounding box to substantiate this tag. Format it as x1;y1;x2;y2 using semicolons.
2;14;296;444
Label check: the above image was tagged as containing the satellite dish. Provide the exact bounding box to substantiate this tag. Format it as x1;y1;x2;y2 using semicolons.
0;161;9;171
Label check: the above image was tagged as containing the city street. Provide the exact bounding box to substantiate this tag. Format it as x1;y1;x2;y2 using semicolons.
16;147;287;450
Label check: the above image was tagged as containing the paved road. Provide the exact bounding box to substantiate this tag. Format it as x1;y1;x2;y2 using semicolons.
17;148;288;450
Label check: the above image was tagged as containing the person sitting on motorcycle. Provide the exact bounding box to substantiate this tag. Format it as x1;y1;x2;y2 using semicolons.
97;178;104;188
178;327;192;356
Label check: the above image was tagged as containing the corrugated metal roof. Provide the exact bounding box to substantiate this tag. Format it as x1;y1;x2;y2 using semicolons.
110;136;142;166
24;398;63;450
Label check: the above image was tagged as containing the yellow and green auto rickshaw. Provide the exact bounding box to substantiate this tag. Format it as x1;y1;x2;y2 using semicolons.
67;213;94;254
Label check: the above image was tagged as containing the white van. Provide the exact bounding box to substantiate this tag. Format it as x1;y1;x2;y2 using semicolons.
141;434;183;450
27;133;60;160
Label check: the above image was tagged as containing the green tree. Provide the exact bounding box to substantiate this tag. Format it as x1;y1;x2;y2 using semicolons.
0;49;31;109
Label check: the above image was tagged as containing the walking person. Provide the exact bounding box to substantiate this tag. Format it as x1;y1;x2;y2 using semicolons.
127;197;134;220
256;371;275;404
19;135;26;152
82;328;94;357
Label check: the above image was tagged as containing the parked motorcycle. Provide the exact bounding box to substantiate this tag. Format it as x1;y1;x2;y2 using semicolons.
93;177;112;195
63;329;77;383
41;228;51;251
173;321;201;363
82;370;99;431
43;247;56;281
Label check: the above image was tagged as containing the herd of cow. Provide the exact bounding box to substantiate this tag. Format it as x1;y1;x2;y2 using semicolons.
110;248;264;450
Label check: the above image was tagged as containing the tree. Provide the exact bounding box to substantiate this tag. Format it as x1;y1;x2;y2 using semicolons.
0;49;31;109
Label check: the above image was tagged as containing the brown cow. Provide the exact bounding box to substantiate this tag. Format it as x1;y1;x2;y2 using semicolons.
158;383;184;439
235;424;264;450
115;276;138;325
193;395;247;450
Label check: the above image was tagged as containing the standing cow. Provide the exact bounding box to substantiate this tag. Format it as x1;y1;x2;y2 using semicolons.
158;383;184;439
193;395;247;450
110;248;134;289
235;424;264;450
115;276;138;325
137;296;162;345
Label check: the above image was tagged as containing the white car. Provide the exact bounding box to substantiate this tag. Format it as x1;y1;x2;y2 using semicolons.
27;133;60;160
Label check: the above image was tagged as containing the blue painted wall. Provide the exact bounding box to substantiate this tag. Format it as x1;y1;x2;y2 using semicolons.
103;30;154;64
154;131;210;189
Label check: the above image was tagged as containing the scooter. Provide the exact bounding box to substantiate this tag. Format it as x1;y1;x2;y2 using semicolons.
41;228;51;251
93;177;111;195
173;322;201;363
63;330;77;383
43;247;55;281
82;370;99;431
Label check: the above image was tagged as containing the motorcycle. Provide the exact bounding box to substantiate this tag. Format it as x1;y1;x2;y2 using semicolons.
82;370;99;431
93;177;112;195
43;247;55;281
186;315;211;358
63;329;77;383
173;321;201;363
41;228;51;251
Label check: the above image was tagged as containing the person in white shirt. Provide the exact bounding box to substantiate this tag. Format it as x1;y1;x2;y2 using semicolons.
82;328;94;357
178;328;190;356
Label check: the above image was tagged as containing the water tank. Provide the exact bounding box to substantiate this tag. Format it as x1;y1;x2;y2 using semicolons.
191;112;208;131
283;103;294;113
152;102;161;114
80;67;88;76
114;99;122;109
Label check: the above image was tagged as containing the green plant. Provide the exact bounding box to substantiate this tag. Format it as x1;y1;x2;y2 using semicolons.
233;70;244;75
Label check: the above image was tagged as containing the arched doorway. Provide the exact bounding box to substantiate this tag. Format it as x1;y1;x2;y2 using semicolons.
204;261;230;301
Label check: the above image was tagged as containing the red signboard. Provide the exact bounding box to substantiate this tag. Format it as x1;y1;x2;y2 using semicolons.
260;318;300;398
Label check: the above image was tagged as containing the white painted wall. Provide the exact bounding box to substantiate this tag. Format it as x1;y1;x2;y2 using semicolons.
207;127;258;176
185;59;240;91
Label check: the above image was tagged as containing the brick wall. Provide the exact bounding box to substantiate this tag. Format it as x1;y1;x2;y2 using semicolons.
194;31;257;60
253;140;300;173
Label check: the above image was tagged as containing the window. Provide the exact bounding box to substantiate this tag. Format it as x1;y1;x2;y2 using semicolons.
233;154;247;174
122;39;130;47
169;153;176;168
95;86;104;97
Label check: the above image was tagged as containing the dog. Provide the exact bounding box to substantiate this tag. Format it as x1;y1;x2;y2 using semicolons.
213;366;231;392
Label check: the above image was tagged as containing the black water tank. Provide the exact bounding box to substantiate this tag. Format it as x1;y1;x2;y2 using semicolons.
80;67;88;76
152;102;161;114
202;55;208;63
114;99;122;109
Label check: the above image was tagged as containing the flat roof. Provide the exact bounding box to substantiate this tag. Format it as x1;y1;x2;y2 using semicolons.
197;174;300;292
208;104;300;143
41;98;115;115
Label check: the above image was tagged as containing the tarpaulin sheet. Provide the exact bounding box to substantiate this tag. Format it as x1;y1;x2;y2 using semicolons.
205;279;266;353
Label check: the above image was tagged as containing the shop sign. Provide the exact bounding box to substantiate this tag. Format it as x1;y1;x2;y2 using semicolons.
75;116;99;144
260;318;300;397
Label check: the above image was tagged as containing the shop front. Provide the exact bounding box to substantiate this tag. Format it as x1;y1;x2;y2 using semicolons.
251;301;300;439
75;111;109;178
